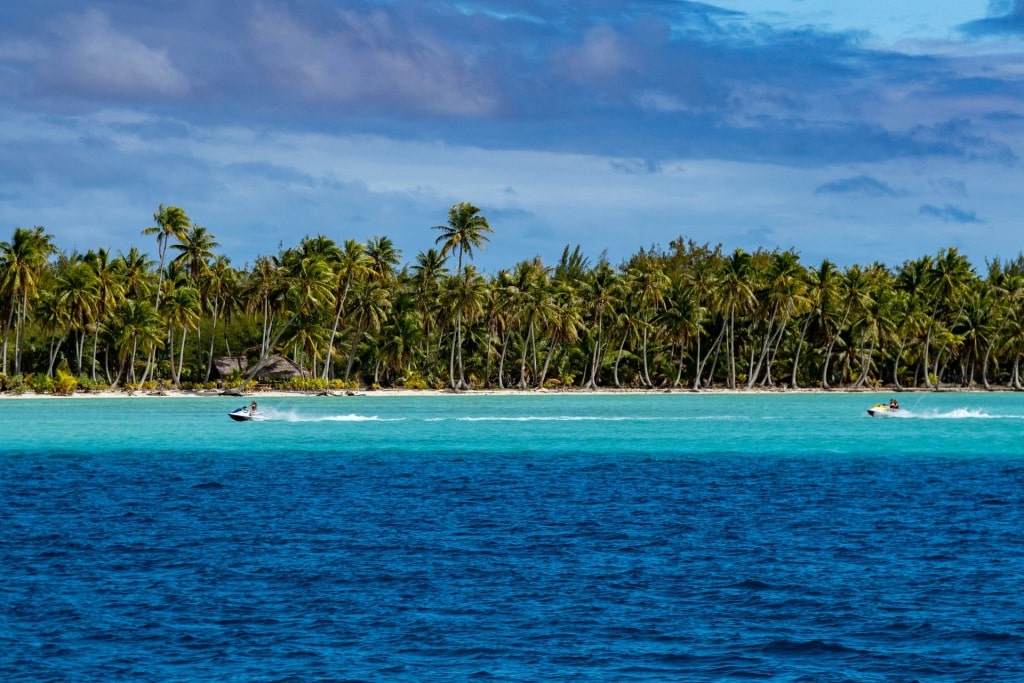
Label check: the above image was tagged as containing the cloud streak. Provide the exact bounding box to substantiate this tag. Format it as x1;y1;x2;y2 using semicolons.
0;1;1022;272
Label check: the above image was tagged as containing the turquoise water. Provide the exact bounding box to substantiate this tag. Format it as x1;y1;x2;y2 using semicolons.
3;392;1024;680
4;391;1022;458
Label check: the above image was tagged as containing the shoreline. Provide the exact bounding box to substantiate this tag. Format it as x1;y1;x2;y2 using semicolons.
0;385;1016;399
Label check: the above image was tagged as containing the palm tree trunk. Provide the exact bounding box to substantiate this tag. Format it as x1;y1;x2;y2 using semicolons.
176;328;188;388
91;326;101;382
449;310;460;389
539;341;557;386
695;323;726;390
204;299;221;383
613;328;628;388
641;325;653;387
747;305;778;389
1;300;12;376
497;331;509;389
674;341;685;386
47;335;66;376
322;277;352;381
586;317;604;390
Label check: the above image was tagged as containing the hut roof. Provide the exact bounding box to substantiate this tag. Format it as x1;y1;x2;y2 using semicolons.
249;354;308;380
211;355;247;379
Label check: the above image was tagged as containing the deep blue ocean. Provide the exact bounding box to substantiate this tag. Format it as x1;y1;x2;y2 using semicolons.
3;391;1024;681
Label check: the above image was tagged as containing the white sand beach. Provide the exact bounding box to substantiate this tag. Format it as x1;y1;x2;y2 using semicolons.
0;384;985;399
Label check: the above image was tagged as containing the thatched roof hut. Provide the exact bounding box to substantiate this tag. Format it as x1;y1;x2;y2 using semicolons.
248;355;308;381
211;355;247;379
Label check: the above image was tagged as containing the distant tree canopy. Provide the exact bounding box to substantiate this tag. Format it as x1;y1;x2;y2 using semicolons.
3;205;1024;392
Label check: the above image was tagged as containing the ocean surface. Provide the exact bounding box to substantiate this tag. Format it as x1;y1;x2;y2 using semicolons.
3;391;1024;681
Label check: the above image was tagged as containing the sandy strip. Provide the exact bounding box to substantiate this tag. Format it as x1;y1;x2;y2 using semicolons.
0;385;972;399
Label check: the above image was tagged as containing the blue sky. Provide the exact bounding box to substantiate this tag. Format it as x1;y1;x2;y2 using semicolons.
1;1;1023;273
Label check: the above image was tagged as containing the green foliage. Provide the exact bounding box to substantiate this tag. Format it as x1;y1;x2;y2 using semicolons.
397;371;429;390
4;374;26;394
283;377;327;392
76;375;108;393
53;369;78;396
2;221;1014;392
27;373;55;394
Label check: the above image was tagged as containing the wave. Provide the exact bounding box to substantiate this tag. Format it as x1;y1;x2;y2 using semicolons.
906;408;995;419
259;409;400;423
453;416;643;422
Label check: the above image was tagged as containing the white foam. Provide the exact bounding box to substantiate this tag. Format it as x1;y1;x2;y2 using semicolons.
259;408;398;422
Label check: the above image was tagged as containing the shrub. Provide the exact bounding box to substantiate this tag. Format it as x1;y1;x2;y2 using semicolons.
27;373;55;394
53;369;78;396
76;375;108;393
403;376;429;390
5;374;26;394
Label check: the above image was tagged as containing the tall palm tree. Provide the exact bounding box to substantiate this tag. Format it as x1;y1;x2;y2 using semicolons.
52;257;99;375
108;300;162;388
201;256;240;382
0;226;57;375
115;247;156;302
242;255;285;360
161;283;201;387
83;248;125;382
365;235;401;283
410;248;449;378
626;256;670;387
433;202;493;389
747;250;806;388
657;276;702;387
923;247;975;388
581;256;621;389
281;247;335;369
171;224;219;282
142;204;191;311
717;249;756;389
343;278;393;381
792;258;840;388
322;239;370;380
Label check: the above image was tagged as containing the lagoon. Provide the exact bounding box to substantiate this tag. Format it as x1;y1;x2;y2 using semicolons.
3;392;1024;680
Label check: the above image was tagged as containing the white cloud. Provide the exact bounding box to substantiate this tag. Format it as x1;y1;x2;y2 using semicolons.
246;5;497;116
42;9;189;98
559;25;635;82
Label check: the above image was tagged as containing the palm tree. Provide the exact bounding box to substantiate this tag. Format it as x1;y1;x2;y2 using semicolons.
83;248;125;382
923;247;975;388
0;226;57;375
717;249;757;388
171;224;219;282
676;245;723;390
410;248;449;378
52;257;99;375
322;239;370;380
365;235;401;283
747;250;806;388
242;255;285;361
142;204;190;311
269;246;336;375
580;256;620;389
161;283;201;387
625;255;670;387
791;258;841;388
115;247;156;302
343;278;393;382
108;300;162;388
657;276;702;387
201;256;240;382
433;202;493;389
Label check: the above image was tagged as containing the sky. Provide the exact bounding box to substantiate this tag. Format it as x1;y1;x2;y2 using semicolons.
1;1;1023;274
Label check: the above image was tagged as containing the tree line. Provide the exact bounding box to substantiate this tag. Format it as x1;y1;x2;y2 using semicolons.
2;202;1024;394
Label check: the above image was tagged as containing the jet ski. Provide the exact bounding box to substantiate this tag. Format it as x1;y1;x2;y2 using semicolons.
228;406;265;422
867;403;898;417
